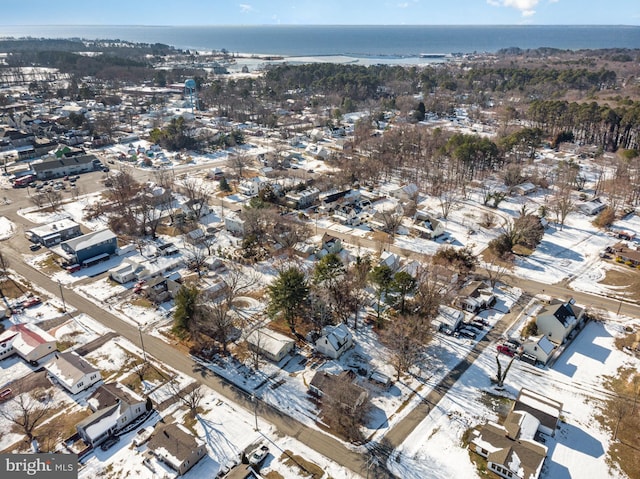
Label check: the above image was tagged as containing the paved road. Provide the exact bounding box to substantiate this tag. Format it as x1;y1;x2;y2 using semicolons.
384;292;530;448
3;169;640;478
1;245;372;477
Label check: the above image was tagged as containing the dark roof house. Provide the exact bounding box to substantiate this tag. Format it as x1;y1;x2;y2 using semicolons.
147;423;207;476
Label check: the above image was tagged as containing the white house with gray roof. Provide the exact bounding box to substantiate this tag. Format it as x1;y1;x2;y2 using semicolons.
45;351;101;394
76;382;150;446
315;323;353;359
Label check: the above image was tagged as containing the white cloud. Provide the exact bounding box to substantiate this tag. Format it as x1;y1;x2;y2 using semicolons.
239;3;254;13
398;2;410;7
487;0;542;16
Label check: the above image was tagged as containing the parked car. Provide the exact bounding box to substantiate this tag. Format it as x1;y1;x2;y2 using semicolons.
22;297;42;308
132;427;153;447
439;325;454;336
66;264;81;273
458;328;476;339
100;436;120;451
248;445;269;466
29;243;41;251
497;344;515;356
0;388;12;402
216;459;239;477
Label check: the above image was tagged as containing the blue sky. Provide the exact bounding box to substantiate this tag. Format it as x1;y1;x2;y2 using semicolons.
1;0;639;26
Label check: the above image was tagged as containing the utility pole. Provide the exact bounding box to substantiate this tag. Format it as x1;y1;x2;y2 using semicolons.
57;280;66;312
251;393;258;431
139;324;148;362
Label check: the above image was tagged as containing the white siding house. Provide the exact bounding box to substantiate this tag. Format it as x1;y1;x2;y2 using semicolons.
0;323;57;364
46;351;101;394
315;324;353;359
246;328;295;362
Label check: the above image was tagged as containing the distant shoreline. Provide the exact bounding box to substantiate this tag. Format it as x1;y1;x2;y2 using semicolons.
1;25;639;57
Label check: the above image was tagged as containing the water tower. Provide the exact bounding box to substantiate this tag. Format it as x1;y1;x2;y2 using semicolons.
184;78;197;114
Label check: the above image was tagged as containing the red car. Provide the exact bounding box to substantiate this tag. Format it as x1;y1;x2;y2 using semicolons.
22;297;42;308
497;344;515;356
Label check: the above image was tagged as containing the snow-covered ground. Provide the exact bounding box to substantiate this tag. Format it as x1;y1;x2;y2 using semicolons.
0;216;16;240
389;315;639;479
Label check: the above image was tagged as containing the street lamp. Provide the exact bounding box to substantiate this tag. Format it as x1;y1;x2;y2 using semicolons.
57;280;66;312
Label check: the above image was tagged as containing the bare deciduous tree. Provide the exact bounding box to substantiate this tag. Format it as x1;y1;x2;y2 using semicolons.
230;147;253;179
383;315;426;381
320;373;370;443
167;380;204;415
495;353;516;389
180;178;211;220
184;243;209;277
484;257;511;288
438;192;461;219
551;184;574;230
0;387;53;442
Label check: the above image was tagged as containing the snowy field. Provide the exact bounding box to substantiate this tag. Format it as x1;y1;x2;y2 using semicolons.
389;316;639;479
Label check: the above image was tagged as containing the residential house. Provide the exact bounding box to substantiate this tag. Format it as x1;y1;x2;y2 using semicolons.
285;187;320;209
578;198;607;216
0;323;57;364
184;228;206;245
379;251;401;271
308;128;325;142
46;351;101;394
412;210;445;239
180;198;210;219
513;388;563;437
318;188;359;213
224;215;245;237
238;176;269;197
513;182;537;196
318;233;342;255
470;420;547;479
109;262;137;284
31;154;98;180
433;305;465;334
156;242;180;257
521;335;556;365
457;280;496;313
315;323;353;359
245;328;295;362
207;167;224;180
144;276;181;304
612;242;640;266
469;389;560;479
308;370;368;412
332;206;361;226
202;275;229;301
26;218;82;247
147;423;207;476
535;299;584;345
389;183;418;202
60;229;118;267
77;382;150;447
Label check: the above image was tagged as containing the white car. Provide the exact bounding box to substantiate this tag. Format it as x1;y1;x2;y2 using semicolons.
248;445;269;466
